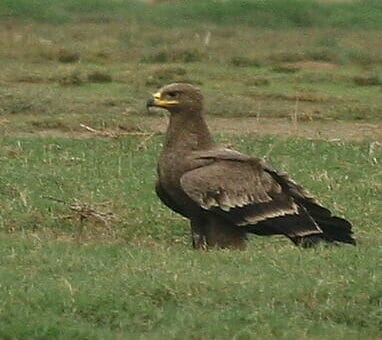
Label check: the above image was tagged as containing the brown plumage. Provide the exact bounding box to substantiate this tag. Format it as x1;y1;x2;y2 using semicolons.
147;83;356;249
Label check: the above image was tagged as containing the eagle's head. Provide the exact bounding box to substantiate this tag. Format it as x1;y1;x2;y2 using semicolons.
147;83;203;114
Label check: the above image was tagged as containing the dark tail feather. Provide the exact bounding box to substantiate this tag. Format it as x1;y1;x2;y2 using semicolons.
300;201;356;246
313;215;356;245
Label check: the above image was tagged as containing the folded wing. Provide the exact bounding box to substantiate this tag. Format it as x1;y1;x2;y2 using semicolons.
180;150;324;238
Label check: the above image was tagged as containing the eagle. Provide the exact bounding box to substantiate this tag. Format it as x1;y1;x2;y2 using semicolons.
147;83;355;249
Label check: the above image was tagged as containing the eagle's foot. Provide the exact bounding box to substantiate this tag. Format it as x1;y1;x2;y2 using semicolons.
192;232;208;250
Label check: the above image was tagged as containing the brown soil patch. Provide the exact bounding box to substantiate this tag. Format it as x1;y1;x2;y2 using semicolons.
144;117;382;142
288;61;339;71
7;117;382;142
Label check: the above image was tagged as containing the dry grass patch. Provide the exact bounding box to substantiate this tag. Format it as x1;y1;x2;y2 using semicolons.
58;71;84;86
271;64;300;74
230;56;262;67
243;77;271;87
352;75;382;87
142;47;205;63
145;66;202;87
56;48;80;63
87;70;113;83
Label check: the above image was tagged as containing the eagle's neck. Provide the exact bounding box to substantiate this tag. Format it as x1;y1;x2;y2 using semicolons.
165;112;214;151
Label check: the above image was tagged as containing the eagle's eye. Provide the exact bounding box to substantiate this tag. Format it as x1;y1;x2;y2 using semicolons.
166;91;179;99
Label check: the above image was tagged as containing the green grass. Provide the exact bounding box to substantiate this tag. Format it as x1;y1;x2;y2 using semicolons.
1;0;382;29
0;135;381;338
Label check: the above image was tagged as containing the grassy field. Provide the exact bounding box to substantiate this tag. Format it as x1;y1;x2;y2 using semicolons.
0;135;381;339
1;0;382;338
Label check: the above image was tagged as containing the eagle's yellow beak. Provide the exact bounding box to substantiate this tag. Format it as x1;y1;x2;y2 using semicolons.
147;91;179;108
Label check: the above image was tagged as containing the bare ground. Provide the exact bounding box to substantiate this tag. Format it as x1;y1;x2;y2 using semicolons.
144;117;382;142
6;117;382;142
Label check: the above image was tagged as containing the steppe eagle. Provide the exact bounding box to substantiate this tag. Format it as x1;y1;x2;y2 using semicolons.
147;83;355;249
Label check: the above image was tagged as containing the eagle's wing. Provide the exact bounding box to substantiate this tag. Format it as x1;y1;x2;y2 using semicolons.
180;149;323;238
262;163;354;243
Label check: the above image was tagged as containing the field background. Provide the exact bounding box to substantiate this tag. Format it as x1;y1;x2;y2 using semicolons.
0;0;381;339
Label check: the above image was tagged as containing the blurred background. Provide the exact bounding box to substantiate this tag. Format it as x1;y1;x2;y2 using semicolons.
0;0;381;135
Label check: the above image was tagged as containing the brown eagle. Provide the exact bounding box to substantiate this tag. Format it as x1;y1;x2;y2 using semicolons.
147;83;355;249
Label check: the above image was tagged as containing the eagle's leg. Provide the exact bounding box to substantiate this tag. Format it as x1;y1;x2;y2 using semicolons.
191;217;247;250
206;219;248;249
289;234;326;248
190;220;208;250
